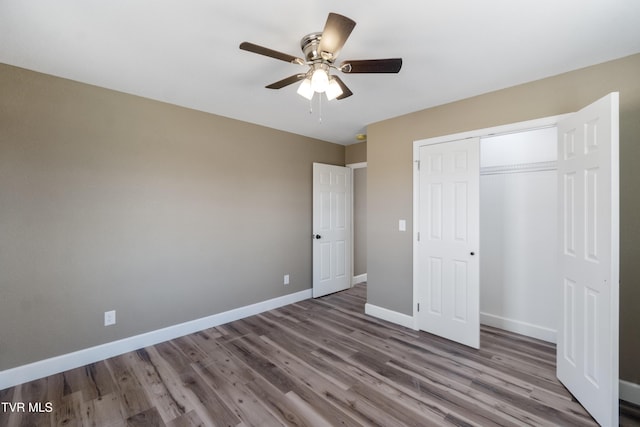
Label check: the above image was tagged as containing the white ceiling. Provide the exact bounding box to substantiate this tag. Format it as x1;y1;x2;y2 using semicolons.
2;1;639;145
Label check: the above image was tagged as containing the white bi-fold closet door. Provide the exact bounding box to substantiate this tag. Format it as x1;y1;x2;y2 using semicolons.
412;93;619;427
415;138;481;349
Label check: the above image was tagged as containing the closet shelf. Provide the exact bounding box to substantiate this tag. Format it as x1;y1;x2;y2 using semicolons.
480;160;557;176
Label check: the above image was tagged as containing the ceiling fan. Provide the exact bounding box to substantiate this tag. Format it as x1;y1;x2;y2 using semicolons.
239;13;402;101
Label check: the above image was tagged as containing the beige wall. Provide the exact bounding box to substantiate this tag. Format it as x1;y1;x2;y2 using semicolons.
0;64;344;371
347;142;368;278
345;141;367;164
353;168;367;277
367;53;640;383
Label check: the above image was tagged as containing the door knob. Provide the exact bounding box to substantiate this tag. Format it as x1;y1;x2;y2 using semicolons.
470;251;475;256
314;234;322;239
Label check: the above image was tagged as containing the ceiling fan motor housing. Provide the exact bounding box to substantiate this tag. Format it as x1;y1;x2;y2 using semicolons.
301;32;325;62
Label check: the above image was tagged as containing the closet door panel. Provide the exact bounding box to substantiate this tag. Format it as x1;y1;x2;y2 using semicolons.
416;138;480;349
556;92;619;427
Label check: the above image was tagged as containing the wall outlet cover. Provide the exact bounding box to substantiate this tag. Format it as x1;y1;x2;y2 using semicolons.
104;310;116;326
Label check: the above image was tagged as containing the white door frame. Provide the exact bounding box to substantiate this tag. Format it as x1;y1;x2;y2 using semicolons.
413;114;570;331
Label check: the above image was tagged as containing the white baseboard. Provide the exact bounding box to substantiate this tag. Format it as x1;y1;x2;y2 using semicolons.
0;289;312;391
480;312;556;344
620;379;640;406
352;273;367;285
365;303;415;330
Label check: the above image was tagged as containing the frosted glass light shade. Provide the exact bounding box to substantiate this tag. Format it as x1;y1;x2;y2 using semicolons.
311;68;329;93
325;78;343;101
297;78;314;100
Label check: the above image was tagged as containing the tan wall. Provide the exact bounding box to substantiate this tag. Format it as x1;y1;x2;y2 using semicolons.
0;64;344;371
367;53;640;383
345;141;366;164
347;142;368;278
353;168;367;277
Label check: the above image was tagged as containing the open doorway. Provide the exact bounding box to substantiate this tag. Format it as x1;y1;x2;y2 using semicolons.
349;162;367;285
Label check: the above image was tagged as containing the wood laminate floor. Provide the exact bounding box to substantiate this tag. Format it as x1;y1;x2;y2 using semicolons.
1;283;639;426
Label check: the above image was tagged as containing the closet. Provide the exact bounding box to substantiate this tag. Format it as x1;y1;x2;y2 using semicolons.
412;93;620;427
412;125;560;344
479;127;558;342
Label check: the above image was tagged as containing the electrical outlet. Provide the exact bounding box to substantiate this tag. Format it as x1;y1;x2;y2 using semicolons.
104;310;116;326
284;274;290;285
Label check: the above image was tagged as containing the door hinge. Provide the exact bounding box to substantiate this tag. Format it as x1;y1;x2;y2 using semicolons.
417;303;420;312
415;160;420;171
417;232;420;242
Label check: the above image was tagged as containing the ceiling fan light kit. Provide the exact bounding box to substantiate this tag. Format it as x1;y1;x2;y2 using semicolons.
297;72;343;102
240;12;402;105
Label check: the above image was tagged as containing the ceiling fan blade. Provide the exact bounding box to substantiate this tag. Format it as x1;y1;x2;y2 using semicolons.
239;42;304;64
317;13;356;61
265;74;307;89
340;58;403;73
332;76;353;100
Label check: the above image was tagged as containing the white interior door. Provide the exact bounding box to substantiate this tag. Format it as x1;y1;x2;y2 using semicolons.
557;92;619;427
416;138;480;348
313;163;352;298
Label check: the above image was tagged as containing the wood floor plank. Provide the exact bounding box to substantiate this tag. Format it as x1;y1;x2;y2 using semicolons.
350;351;516;427
259;335;352;392
79;392;126;427
470;377;597;425
192;360;283;427
261;311;361;360
176;367;240;427
253;336;386;426
388;330;571;399
19;378;52;426
52;390;83;427
244;375;311;427
126;407;166;427
125;349;188;424
145;341;240;426
140;346;202;423
307;344;448;425
387;358;547;426
225;335;363;427
163;410;205;427
349;381;446;427
0;388;15;427
284;392;333;427
2;283;636;427
223;335;297;395
170;336;209;365
188;337;257;386
104;355;153;419
61;363;113;403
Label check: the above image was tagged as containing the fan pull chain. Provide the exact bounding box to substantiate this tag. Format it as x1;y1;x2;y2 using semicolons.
318;93;322;123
